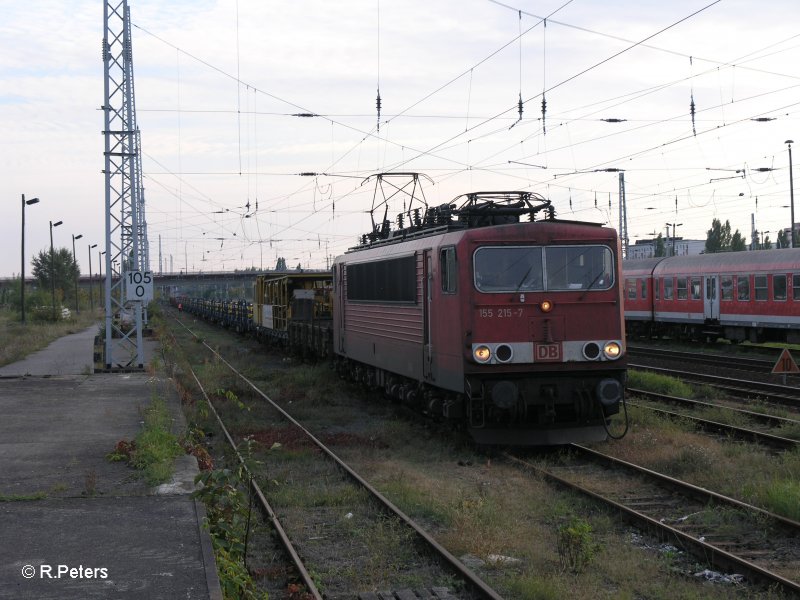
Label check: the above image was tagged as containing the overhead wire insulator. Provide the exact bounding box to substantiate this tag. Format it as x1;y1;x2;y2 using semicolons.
690;93;696;136
518;93;523;121
541;95;547;135
376;89;382;132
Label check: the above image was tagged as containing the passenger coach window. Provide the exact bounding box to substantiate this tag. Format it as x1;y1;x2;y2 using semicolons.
794;274;800;300
737;276;750;301
626;279;636;300
677;277;687;300
721;276;733;300
641;278;648;299
440;247;457;293
691;277;701;300
663;277;674;300
755;275;768;301
773;274;787;301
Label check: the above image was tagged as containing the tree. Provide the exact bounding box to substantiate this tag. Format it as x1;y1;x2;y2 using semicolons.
777;229;789;249
654;233;666;257
275;257;287;271
704;218;744;253
31;248;78;301
730;230;747;252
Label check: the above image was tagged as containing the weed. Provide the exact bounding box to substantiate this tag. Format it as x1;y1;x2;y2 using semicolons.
193;469;267;600
556;516;599;573
84;469;98;497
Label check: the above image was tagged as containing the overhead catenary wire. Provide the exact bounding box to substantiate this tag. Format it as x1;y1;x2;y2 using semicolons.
130;1;796;270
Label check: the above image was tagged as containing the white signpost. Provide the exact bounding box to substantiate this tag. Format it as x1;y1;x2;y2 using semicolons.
125;270;154;303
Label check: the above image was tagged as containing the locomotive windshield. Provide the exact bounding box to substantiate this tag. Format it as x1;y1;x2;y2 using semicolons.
474;245;613;292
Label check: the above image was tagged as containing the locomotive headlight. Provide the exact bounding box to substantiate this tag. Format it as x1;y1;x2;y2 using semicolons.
474;345;492;363
540;300;553;312
603;341;622;360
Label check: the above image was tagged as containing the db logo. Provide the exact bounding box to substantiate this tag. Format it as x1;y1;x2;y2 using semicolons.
535;343;562;362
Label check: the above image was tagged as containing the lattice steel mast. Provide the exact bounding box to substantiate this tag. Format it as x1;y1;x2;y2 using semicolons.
102;0;149;369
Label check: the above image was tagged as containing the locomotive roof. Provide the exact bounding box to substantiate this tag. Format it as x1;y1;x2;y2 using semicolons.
624;248;800;276
339;218;617;261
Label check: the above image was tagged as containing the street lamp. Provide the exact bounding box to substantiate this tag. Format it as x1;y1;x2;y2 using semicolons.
666;222;683;256
20;194;40;324
787;140;796;248
88;244;97;311
49;220;63;321
72;233;83;314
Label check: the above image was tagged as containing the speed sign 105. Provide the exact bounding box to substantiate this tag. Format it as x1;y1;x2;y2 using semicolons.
125;271;154;302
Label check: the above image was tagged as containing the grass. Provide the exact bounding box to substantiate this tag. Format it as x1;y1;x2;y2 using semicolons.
0;491;47;502
0;306;100;366
125;391;183;486
627;370;695;397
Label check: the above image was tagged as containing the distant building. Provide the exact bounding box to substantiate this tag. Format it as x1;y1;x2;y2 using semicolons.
627;237;706;259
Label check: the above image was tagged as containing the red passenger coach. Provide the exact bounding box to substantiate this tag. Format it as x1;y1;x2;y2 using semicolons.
624;249;800;343
333;190;627;445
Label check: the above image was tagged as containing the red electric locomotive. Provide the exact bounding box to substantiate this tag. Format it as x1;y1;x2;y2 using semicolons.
624;249;800;343
333;188;627;445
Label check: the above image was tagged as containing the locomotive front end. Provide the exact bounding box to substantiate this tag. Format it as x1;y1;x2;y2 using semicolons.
464;223;626;445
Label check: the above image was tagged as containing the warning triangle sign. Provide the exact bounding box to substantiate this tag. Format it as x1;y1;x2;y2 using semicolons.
772;348;800;374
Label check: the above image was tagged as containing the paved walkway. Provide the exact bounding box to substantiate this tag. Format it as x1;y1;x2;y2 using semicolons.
0;329;220;599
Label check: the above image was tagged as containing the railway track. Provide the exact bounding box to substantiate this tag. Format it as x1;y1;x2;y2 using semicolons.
504;445;800;596
627;389;800;451
172;316;502;600
628;363;800;406
628;346;787;375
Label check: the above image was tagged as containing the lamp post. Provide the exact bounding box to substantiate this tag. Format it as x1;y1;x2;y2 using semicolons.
787;140;796;248
49;220;63;321
20;194;40;324
666;222;683;256
88;244;97;311
72;233;83;314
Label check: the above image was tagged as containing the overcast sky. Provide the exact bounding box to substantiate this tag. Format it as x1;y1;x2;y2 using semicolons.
2;0;799;276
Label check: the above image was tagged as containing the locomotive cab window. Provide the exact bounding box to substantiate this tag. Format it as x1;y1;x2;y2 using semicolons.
440;246;457;293
545;246;613;291
474;246;543;292
473;245;613;293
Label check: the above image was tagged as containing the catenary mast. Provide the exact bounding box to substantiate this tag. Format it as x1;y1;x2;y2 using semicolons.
102;0;149;369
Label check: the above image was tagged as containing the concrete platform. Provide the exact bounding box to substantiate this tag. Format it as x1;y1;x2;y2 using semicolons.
0;330;220;599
